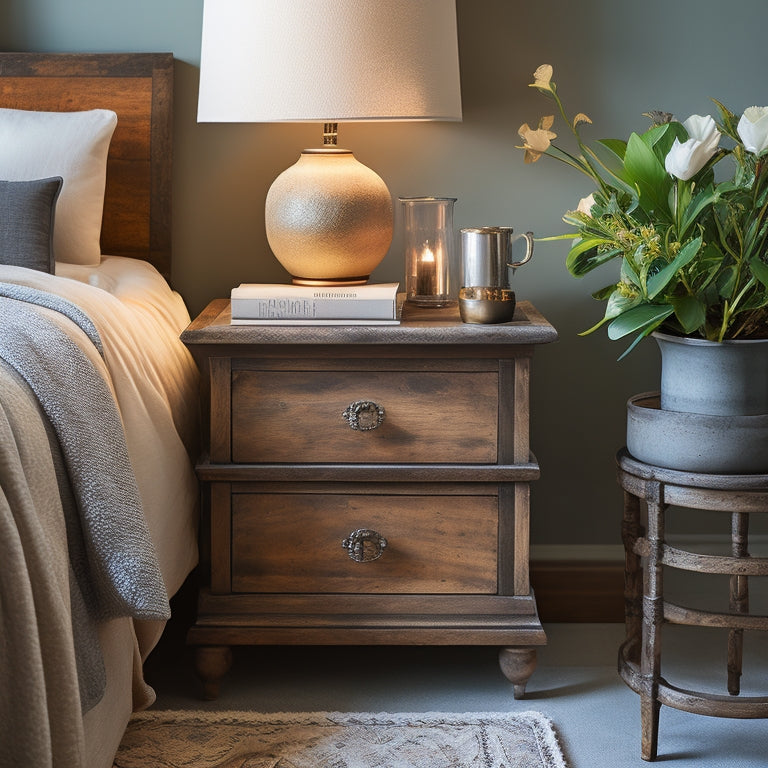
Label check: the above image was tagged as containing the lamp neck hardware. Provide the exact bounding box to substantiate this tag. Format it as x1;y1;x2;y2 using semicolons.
323;122;338;145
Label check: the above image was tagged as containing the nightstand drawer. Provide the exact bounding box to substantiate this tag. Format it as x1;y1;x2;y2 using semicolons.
231;370;498;463
231;491;498;594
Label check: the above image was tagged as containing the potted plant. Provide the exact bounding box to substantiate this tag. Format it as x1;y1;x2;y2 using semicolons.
518;64;768;471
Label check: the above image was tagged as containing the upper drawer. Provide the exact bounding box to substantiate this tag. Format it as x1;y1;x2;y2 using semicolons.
231;369;498;463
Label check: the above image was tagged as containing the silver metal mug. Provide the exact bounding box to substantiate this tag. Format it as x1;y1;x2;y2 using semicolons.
460;227;534;288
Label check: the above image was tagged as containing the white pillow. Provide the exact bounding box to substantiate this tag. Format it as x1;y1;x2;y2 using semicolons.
0;108;117;266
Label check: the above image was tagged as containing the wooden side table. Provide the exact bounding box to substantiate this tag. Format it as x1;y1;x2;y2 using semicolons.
617;448;768;761
181;298;556;699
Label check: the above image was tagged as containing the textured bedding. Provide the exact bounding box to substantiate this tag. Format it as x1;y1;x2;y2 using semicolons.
0;256;200;767
0;281;170;624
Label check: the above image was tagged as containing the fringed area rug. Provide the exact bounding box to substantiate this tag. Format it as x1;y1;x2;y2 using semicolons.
112;710;568;768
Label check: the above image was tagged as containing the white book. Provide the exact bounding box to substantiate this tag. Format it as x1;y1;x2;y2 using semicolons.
231;282;399;320
230;317;400;326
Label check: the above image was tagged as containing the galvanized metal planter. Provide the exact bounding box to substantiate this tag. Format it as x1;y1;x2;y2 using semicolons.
627;392;768;473
655;332;768;416
626;334;768;473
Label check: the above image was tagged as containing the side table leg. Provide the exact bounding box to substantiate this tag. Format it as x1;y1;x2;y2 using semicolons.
622;488;644;665
728;511;749;696
727;630;744;697
640;487;664;761
640;694;661;762
194;645;233;701
498;647;537;699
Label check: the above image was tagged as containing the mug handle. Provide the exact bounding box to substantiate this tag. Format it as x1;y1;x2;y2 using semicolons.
507;231;534;268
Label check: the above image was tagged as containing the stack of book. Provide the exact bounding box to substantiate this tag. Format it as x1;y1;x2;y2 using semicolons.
230;282;401;325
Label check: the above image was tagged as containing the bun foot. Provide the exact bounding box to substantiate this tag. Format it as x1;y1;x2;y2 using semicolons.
194;645;233;700
498;646;537;699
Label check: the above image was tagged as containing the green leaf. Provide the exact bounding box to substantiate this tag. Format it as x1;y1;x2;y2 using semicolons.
562;212;614;239
686;243;725;292
646;236;702;299
623;134;657;183
711;98;740;141
641;121;687;162
620;256;642;288
639;123;670;149
671;180;692;224
623;133;673;217
566;240;621;276
616;325;661;360
680;185;718;237
717;265;738;298
749;257;768;289
671;294;706;334
579;289;641;335
607;303;675;340
736;285;768;312
744;209;768;256
604;289;641;319
591;283;618;301
592;139;639;196
597;138;627;161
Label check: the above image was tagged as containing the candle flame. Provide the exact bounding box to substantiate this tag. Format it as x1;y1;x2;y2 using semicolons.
421;247;435;263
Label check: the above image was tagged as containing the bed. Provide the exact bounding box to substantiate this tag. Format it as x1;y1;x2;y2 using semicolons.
0;53;200;767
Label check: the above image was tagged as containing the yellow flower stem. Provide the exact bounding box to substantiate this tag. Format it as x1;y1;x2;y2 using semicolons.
713;212;740;262
717;304;730;342
580;145;622;195
549;85;609;194
754;158;765;207
720;273;754;341
718;275;748;340
664;227;693;296
546;145;594;176
536;233;580;243
746;157;768;256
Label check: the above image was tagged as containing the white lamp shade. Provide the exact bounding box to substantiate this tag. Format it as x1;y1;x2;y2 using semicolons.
198;0;462;123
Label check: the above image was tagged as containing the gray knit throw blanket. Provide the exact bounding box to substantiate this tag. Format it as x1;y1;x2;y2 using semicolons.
0;281;169;622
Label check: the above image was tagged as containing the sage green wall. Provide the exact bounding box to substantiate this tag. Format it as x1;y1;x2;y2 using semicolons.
3;0;767;552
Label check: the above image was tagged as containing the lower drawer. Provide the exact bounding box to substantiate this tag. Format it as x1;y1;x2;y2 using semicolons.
231;492;498;594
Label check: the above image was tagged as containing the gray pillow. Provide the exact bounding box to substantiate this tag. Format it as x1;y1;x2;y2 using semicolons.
0;177;63;273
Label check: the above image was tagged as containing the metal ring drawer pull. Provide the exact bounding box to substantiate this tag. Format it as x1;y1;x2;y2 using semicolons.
342;399;385;431
341;528;388;562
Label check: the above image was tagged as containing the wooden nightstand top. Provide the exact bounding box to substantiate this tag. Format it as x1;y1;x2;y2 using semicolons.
182;298;557;348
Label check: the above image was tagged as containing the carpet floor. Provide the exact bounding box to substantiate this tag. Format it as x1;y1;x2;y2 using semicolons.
112;709;568;768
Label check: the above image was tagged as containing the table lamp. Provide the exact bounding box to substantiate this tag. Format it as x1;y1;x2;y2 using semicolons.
198;0;462;286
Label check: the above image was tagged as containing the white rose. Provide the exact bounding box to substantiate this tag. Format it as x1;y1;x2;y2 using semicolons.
664;114;721;181
737;106;768;155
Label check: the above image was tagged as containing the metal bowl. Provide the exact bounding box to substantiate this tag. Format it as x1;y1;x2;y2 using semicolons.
458;287;516;324
626;392;768;473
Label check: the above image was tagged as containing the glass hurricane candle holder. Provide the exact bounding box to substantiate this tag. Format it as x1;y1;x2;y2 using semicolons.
400;196;457;306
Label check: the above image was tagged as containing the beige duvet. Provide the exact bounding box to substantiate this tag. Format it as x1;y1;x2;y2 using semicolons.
0;257;200;768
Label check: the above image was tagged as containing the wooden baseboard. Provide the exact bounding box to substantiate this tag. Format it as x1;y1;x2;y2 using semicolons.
531;560;625;622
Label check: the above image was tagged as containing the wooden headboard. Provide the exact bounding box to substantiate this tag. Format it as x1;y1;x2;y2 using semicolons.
0;53;173;278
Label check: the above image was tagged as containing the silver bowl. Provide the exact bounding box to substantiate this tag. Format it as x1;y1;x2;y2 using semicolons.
458;287;516;324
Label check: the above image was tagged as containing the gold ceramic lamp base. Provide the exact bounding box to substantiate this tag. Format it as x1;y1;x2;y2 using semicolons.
291;276;370;286
265;147;393;286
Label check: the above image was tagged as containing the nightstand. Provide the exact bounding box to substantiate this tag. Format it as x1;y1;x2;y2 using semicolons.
181;298;557;699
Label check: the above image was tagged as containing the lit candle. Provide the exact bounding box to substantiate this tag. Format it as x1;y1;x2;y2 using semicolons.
417;244;437;296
